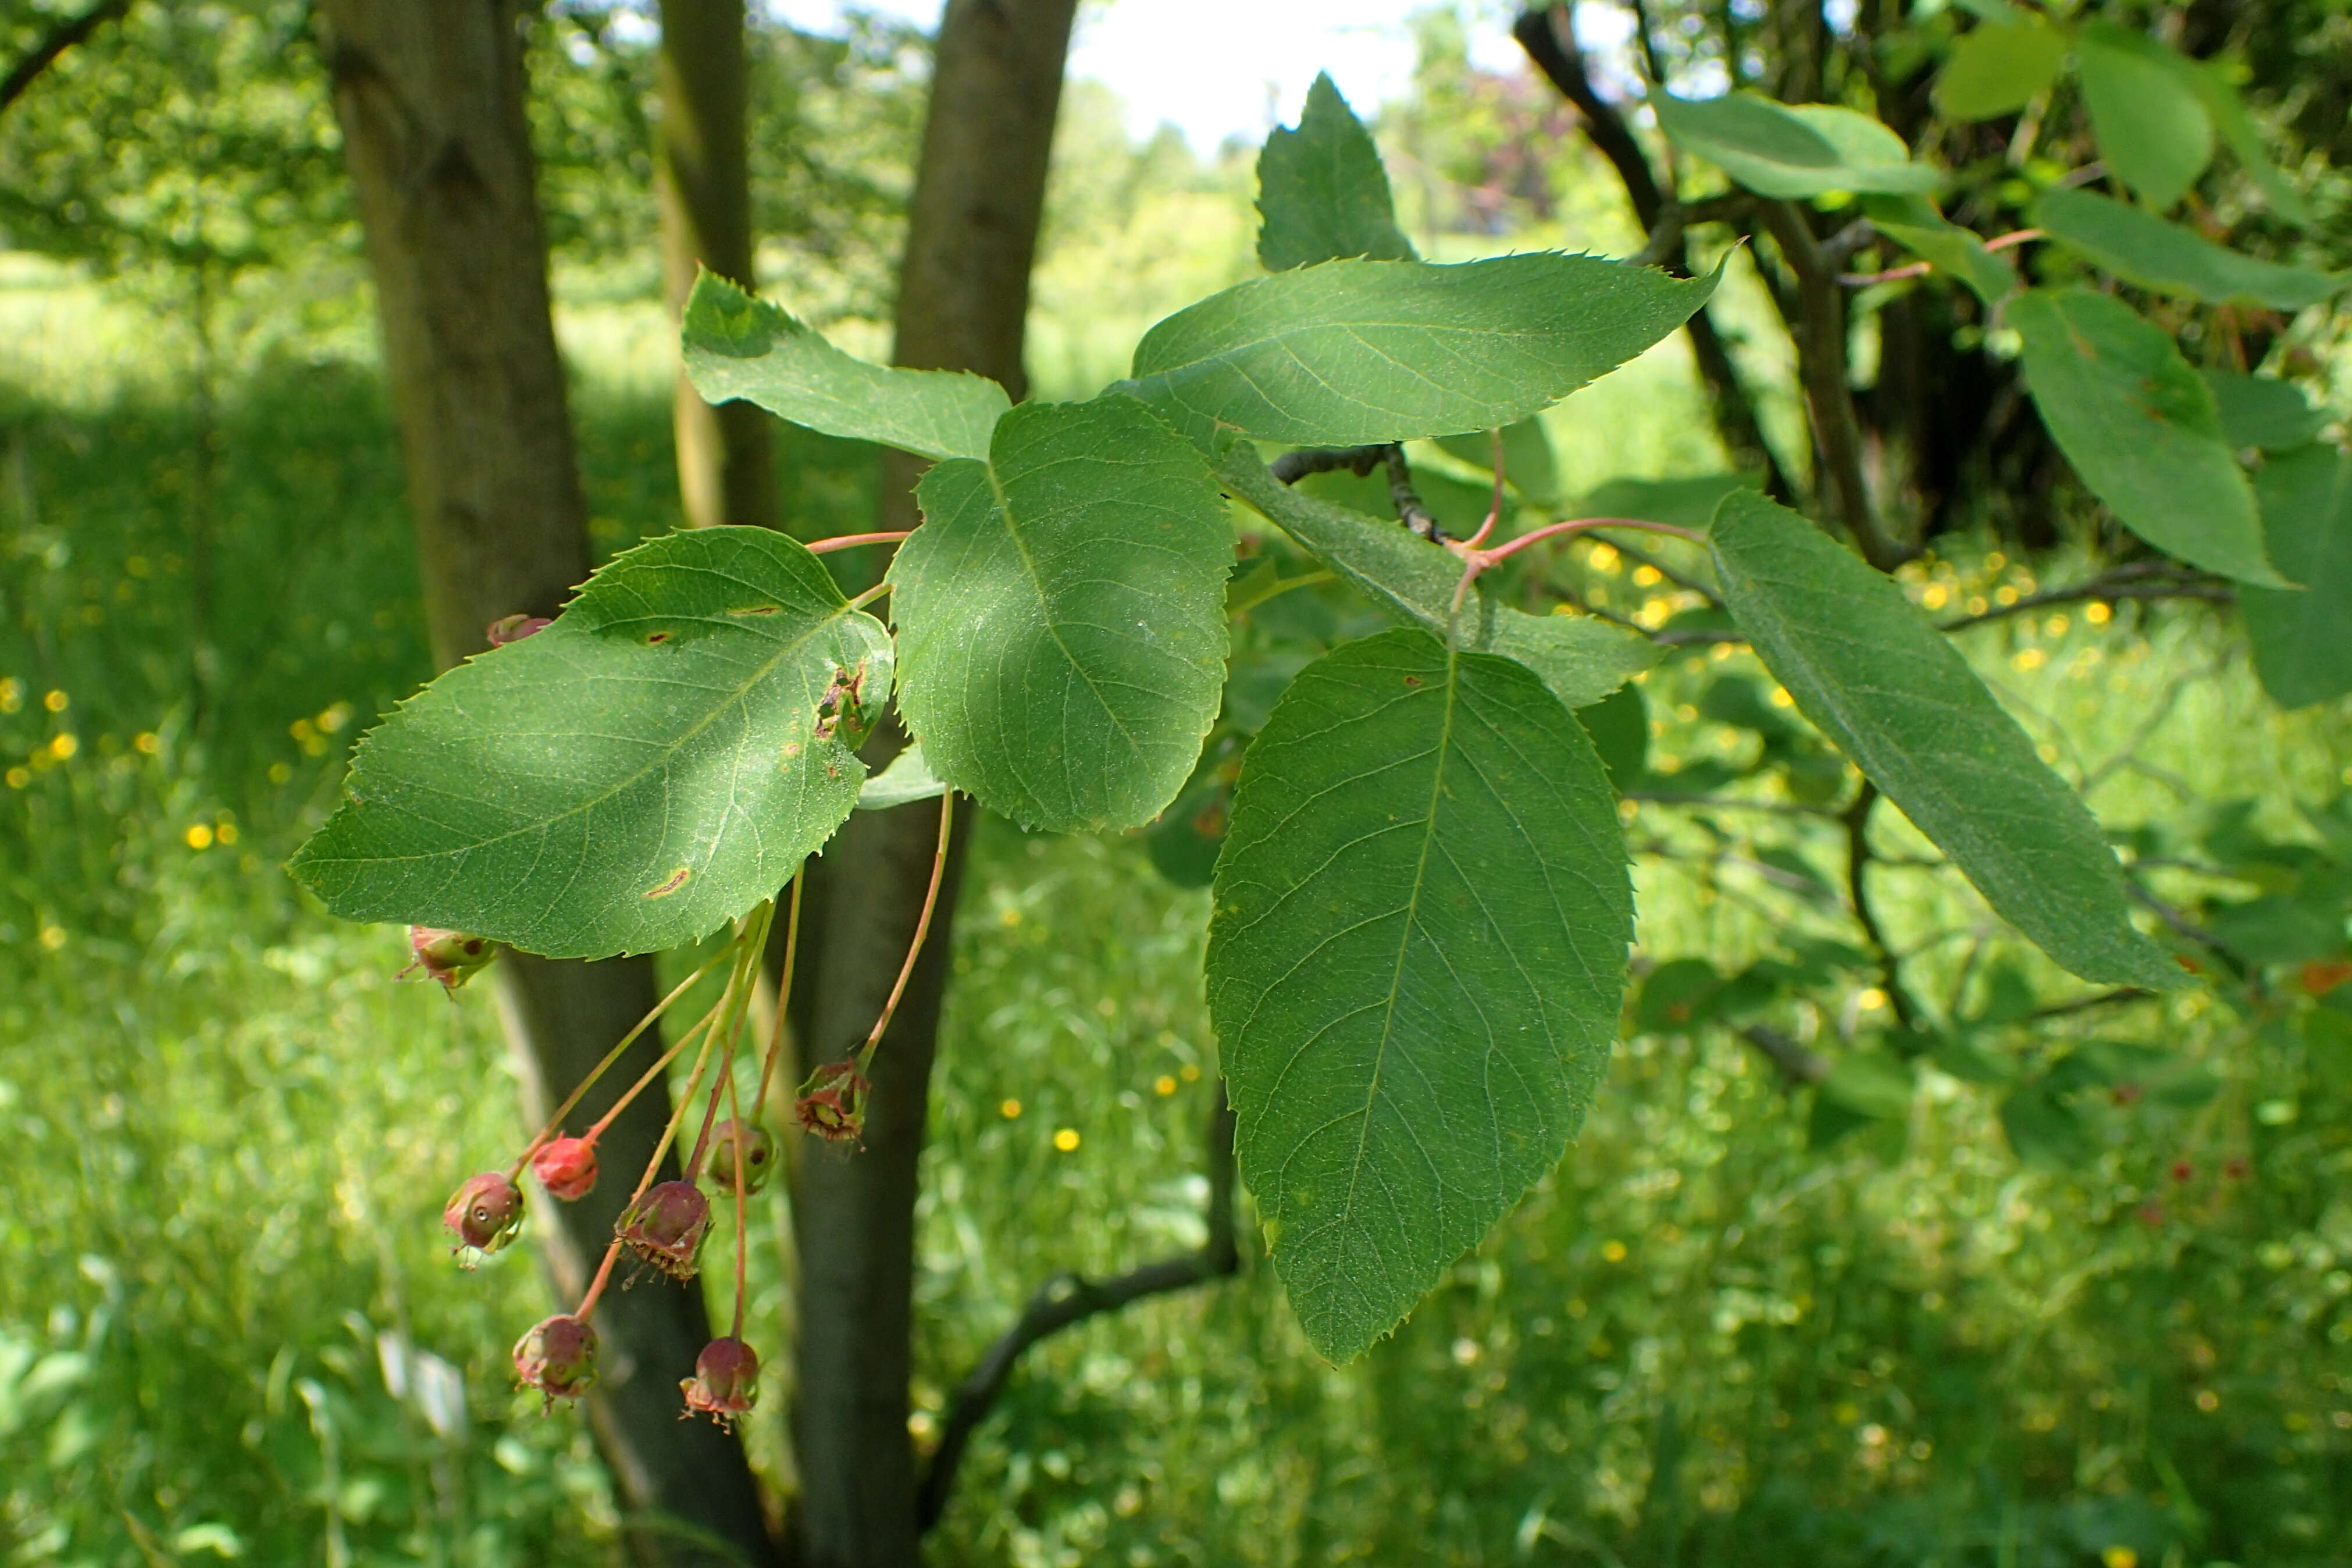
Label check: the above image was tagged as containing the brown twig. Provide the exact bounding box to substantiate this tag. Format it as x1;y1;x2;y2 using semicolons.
916;1082;1239;1532
1512;5;1795;503
0;0;128;117
1270;443;1444;541
1843;783;1925;1037
1739;1023;1831;1085
1936;565;2234;632
1757;201;1912;571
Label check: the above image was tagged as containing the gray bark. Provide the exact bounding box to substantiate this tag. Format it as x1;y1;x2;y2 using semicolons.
779;3;1078;1563
317;5;779;1561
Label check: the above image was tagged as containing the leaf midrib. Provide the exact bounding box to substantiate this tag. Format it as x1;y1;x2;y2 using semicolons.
1329;642;1462;1254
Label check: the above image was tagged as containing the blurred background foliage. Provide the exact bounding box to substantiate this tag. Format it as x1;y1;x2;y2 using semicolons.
2;1;2349;1565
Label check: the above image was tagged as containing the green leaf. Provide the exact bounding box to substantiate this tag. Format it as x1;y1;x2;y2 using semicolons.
2209;896;2347;965
1219;446;1658;708
290;529;891;959
2205;371;2328;452
1577;682;1648;790
1125;254;1719;449
1935;16;2069;122
2190;61;2318;231
887;396;1233;833
856;742;945;811
2076;22;2212;211
1208;629;1631;1362
1651;92;1938;198
2009;289;2284;586
680;271;1008;462
2033;188;2344;311
1822;1052;1917;1120
2244;443;2352;708
1256;72;1417;272
1999;1085;2096;1169
1708;489;2182;989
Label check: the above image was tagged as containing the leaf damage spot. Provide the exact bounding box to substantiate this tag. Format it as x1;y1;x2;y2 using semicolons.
643;866;692;899
645;630;672;645
812;659;872;744
726;604;780;617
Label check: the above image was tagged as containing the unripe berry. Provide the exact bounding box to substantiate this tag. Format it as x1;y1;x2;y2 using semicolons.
404;927;500;993
486;614;552;646
680;1337;760;1428
444;1170;525;1259
794;1061;869;1145
708;1120;777;1195
530;1136;598;1201
514;1314;597;1406
616;1180;710;1280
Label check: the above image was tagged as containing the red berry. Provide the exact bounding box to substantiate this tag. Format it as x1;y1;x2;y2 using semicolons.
794;1061;869;1145
530;1136;598;1202
2135;1201;2164;1227
2170;1160;2193;1184
2223;1156;2251;1181
514;1314;597;1406
403;927;500;993
709;1120;777;1195
680;1337;760;1428
486;614;552;646
443;1170;525;1260
615;1181;710;1280
2111;1082;2144;1107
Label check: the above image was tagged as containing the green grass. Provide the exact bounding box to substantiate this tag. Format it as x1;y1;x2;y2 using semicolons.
3;238;2349;1568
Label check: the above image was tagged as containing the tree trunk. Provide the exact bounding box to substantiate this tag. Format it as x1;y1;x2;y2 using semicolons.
316;7;779;1563
780;3;1077;1563
657;0;776;532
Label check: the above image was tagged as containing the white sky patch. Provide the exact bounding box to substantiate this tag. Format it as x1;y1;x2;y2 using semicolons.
761;0;1560;151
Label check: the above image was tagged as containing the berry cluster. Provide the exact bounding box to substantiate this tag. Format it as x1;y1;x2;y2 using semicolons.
417;788;953;1423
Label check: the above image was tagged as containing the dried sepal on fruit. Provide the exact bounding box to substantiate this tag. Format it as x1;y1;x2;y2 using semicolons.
680;1336;760;1429
708;1120;777;1194
794;1061;869;1145
485;613;551;646
402;927;501;993
530;1135;598;1201
444;1170;525;1261
514;1313;598;1407
615;1180;710;1280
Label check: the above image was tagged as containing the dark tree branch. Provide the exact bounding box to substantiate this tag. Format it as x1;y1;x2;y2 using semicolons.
1740;1023;1830;1084
1512;5;1795;504
1272;443;1444;540
1756;199;1912;571
1623;792;1837;818
1936;564;2235;632
2027;987;2154;1022
1843;782;1926;1038
0;0;127;117
916;1083;1241;1534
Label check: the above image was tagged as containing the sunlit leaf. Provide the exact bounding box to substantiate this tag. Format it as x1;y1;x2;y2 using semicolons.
1652;91;1938;198
2034;188;2344;311
2076;22;2212;211
1708;489;2184;989
1208;629;1630;1362
680;270;1008;462
888;396;1233;833
291;529;892;958
1934;16;2068;122
1256;72;1417;272
1126;254;1717;448
2009;289;2283;586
